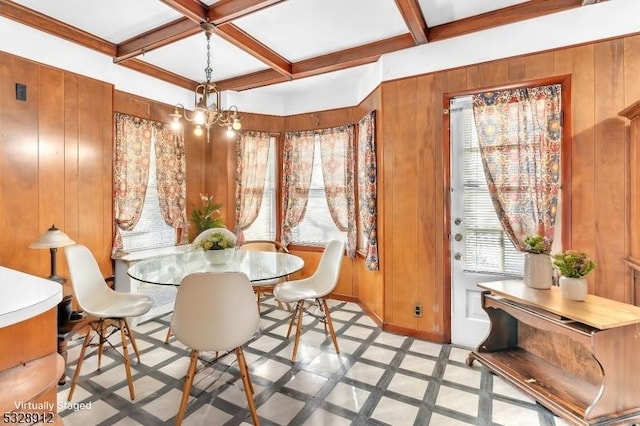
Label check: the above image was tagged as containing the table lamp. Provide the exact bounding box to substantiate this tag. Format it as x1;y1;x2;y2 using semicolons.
29;224;76;284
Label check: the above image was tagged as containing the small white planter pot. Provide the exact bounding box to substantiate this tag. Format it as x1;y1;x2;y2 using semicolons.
559;276;587;301
203;248;235;265
523;253;553;289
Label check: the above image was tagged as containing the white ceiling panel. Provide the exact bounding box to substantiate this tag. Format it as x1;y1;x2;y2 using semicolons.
139;31;270;82
11;0;182;43
233;0;408;62
418;0;529;27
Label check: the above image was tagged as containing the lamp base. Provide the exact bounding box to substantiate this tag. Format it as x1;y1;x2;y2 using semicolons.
48;275;66;285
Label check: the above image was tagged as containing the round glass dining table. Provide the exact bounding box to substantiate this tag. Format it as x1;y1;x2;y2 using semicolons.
127;248;304;286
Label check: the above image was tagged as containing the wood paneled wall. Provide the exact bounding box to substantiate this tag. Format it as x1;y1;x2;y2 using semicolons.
0;52;113;286
377;34;640;340
2;32;640;342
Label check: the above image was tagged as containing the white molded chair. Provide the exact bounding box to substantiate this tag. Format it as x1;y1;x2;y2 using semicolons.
273;239;345;362
64;244;152;401
172;272;260;425
239;239;290;312
165;227;237;343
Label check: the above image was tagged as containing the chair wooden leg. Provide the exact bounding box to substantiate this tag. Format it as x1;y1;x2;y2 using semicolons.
321;298;340;354
236;347;260;425
291;300;305;362
175;349;199;426
165;327;173;344
286;301;302;338
124;319;141;363
97;320;105;369
67;326;93;401
118;319;135;400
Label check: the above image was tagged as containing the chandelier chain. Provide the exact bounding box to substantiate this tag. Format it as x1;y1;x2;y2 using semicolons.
205;29;213;83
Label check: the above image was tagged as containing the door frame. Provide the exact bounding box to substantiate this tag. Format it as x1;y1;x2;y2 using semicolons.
441;75;573;343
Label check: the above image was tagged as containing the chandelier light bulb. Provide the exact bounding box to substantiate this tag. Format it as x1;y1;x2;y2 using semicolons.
194;125;203;136
226;126;235;138
170;118;182;132
232;118;241;131
193;109;206;125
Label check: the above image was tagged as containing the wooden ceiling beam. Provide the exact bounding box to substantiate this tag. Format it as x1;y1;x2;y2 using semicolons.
119;58;199;92
394;0;428;44
0;0;116;56
208;0;285;24
215;69;290;91
292;34;415;79
114;18;200;63
428;0;583;41
215;23;292;77
159;0;207;23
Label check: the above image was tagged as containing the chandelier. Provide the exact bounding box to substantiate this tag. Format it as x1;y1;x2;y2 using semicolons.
170;21;241;142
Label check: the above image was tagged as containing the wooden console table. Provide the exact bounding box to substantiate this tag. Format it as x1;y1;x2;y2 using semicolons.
467;280;640;426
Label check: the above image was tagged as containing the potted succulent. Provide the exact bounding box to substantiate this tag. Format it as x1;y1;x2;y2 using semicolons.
523;235;553;289
551;250;596;301
195;231;236;264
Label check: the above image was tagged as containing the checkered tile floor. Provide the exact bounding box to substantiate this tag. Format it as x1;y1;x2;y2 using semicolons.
58;297;570;425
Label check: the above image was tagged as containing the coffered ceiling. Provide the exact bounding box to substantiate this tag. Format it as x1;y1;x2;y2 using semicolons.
0;0;608;98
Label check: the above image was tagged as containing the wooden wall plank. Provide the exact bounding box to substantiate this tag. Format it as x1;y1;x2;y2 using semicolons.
37;67;66;279
593;40;627;301
0;54;40;272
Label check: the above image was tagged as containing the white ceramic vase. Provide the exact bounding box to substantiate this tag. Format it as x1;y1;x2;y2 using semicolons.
559;276;587;301
203;248;235;265
523;253;553;289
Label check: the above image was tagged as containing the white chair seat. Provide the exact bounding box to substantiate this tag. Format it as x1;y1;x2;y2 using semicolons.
273;280;324;303
84;292;152;318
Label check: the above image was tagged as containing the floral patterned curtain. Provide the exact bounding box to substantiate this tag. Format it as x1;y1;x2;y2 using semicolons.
113;113;152;254
319;125;356;258
155;125;188;245
357;111;379;271
281;131;315;245
112;113;187;255
234;131;272;241
472;84;562;251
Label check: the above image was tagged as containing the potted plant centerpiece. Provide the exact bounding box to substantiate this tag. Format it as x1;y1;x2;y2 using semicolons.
551;250;596;301
523;235;553;289
196;231;236;265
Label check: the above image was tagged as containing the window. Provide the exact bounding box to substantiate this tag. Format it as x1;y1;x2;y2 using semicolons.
457;97;524;275
120;139;176;252
290;137;347;245
243;136;277;240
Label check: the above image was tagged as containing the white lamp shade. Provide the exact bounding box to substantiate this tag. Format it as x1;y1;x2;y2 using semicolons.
29;225;75;249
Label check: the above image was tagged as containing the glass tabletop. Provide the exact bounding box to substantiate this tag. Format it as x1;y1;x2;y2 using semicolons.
127;249;304;286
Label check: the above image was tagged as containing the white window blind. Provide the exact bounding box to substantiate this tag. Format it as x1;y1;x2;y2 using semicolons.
459;100;524;276
290;137;347;245
243;136;277;240
120;137;176;252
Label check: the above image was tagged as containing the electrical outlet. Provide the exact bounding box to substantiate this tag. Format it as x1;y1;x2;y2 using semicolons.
413;303;423;317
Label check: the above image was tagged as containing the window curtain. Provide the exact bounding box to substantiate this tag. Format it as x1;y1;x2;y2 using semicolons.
472;84;562;251
357;111;379;271
281;131;315;246
319;125;356;258
154;125;188;245
234;131;272;242
112;113;187;255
